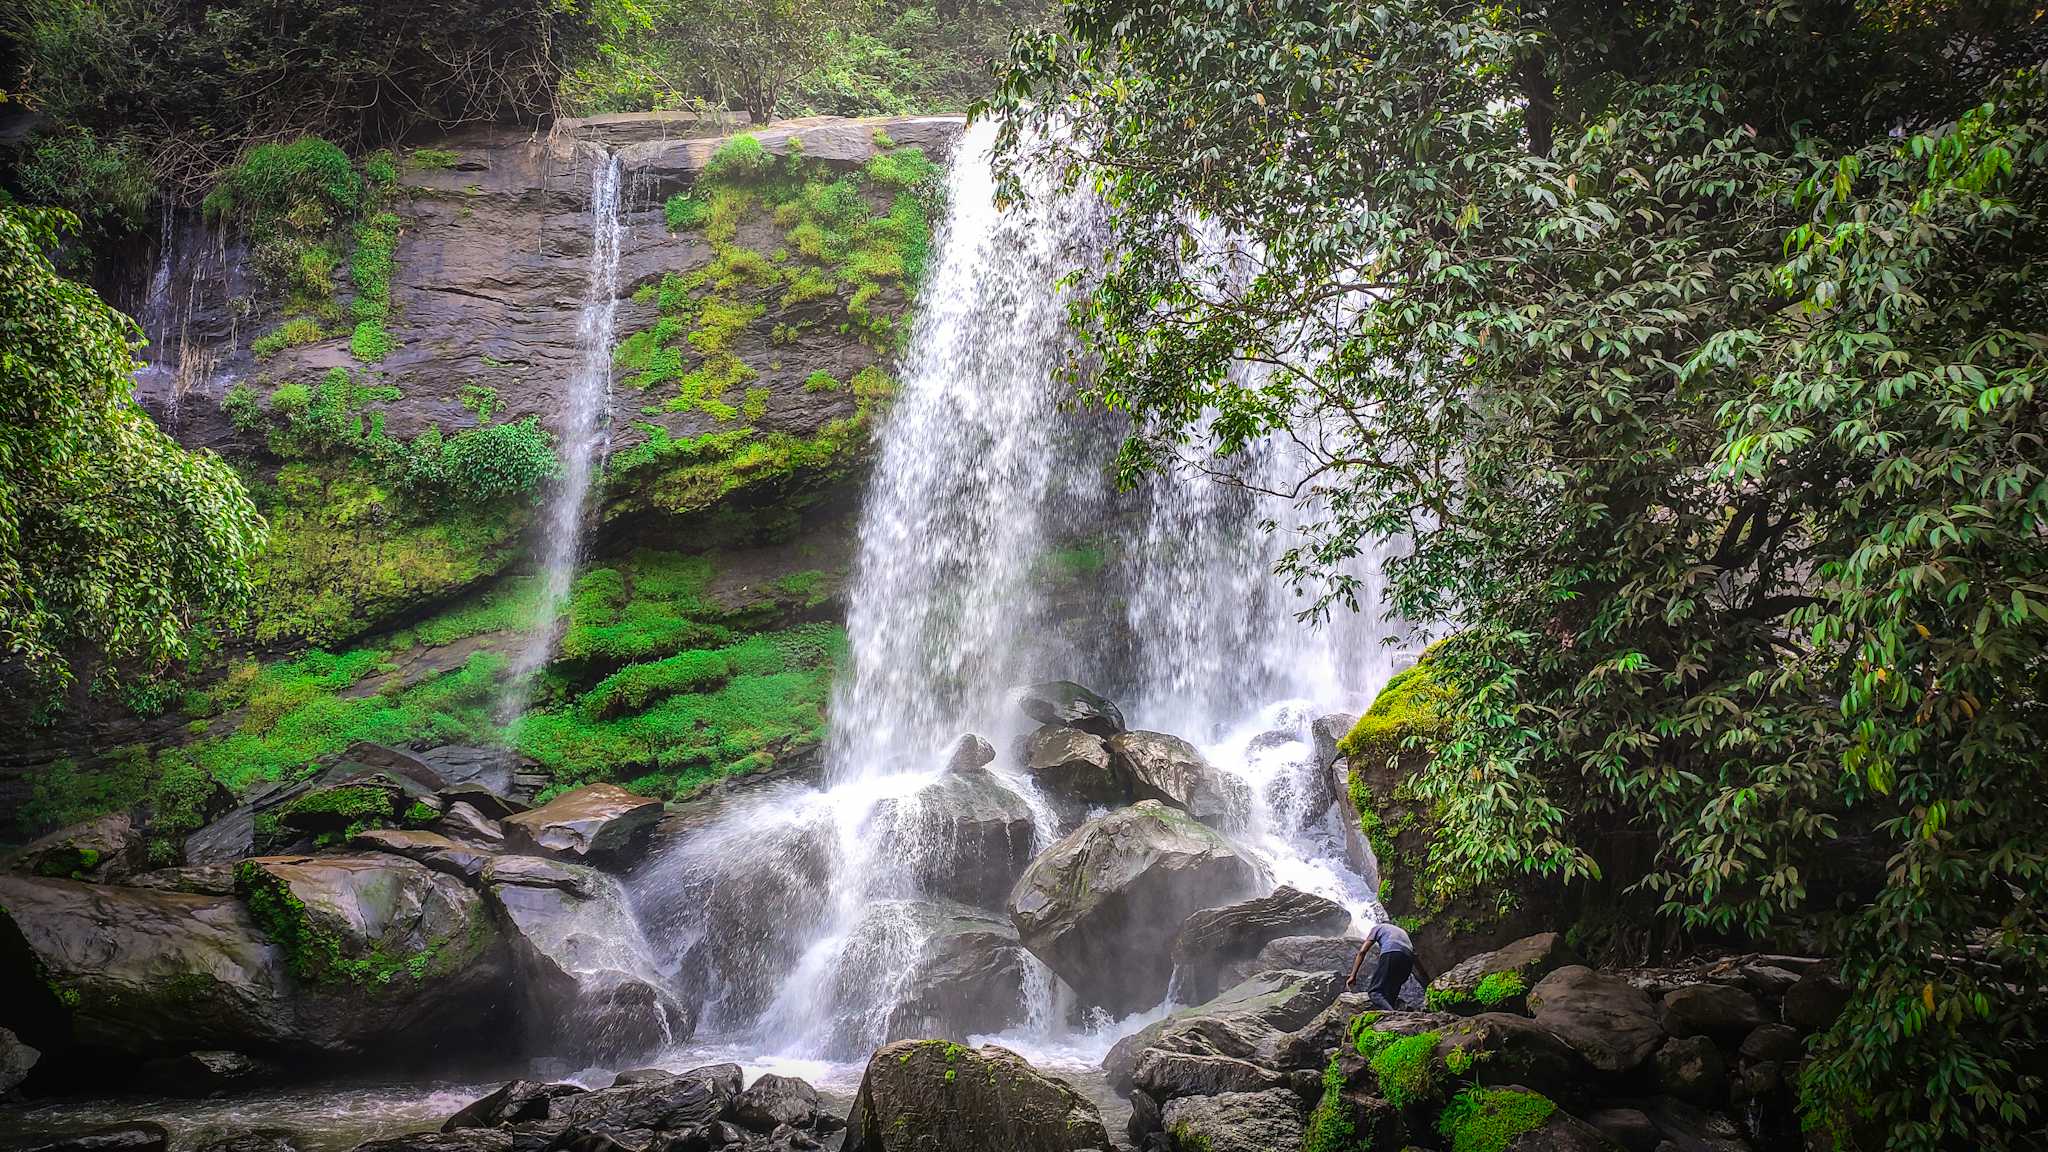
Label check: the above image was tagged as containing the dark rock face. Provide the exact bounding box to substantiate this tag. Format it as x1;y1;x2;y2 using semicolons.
1008;800;1263;1015
1265;991;1379;1072
942;734;996;773
0;874;296;1057
1653;1034;1729;1107
878;766;1034;910
1483;1106;1623;1152
1131;1050;1287;1103
353;1131;514;1152
1584;1106;1660;1152
728;1074;820;1132
444;1081;586;1130
1738;1022;1803;1064
136;1049;277;1097
1780;968;1849;1032
1158;1088;1304;1152
550;1068;737;1133
125;865;239;896
1021;727;1122;829
14;1124;171;1152
1526;965;1667;1074
1104;969;1342;1093
501;785;663;861
1014;681;1127;738
843;1040;1110;1152
8;813;146;882
1660;983;1762;1042
1109;732;1250;828
1170;886;1353;1002
1;1025;42;1093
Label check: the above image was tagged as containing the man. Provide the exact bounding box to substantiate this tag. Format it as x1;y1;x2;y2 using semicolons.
1346;920;1431;1010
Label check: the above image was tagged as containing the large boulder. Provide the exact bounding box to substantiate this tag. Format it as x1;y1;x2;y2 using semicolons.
1437;1089;1618;1152
235;854;510;1052
1170;886;1353;1002
1104;969;1342;1093
1435;1013;1593;1103
501;785;662;861
9;814;146;882
548;1063;740;1131
1009;800;1263;1015
1159;1088;1305;1152
0;875;296;1058
1132;1050;1287;1103
1021;727;1122;829
483;856;691;1059
1109;732;1250;828
1526;965;1666;1075
1266;991;1380;1071
863;901;1031;1046
843;1040;1110;1152
1427;932;1578;1016
729;1073;821;1132
1014;681;1126;737
1660;983;1762;1043
1;1026;41;1093
876;766;1034;910
1218;934;1361;992
1654;1034;1729;1107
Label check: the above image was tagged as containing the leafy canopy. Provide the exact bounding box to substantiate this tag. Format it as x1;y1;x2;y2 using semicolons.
990;0;2047;1146
0;205;264;704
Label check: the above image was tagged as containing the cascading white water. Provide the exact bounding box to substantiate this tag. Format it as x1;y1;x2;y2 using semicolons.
629;120;1408;1082
504;153;624;707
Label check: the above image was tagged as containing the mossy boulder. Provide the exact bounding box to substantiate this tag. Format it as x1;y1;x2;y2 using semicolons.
9;814;146;883
1436;1086;1615;1152
500;784;662;860
1159;1087;1306;1152
1426;933;1577;1016
843;1039;1111;1152
1104;969;1343;1094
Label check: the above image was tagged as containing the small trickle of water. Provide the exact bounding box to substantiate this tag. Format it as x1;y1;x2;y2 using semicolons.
502;152;624;712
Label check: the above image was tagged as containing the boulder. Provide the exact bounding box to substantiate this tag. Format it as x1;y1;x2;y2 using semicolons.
1438;1094;1617;1152
192;1133;302;1152
549;1064;741;1131
274;774;416;835
1;1025;41;1093
1105;969;1342;1093
864;901;1031;1045
9;813;146;882
350;829;495;882
0;874;297;1058
1310;714;1357;774
1109;732;1250;828
1584;1106;1660;1152
1634;1095;1753;1152
1780;968;1849;1032
843;1040;1110;1152
1660;983;1761;1043
1265;991;1378;1072
343;743;450;792
943;734;996;773
1021;727;1123;827
484;857;691;1059
136;1049;276;1097
1436;1013;1594;1104
878;766;1034;910
125;865;239;896
1128;1087;1163;1145
729;1074;821;1132
1217;934;1360;992
1427;932;1577;1015
1653;1035;1728;1107
1737;1023;1803;1064
13;1125;171;1152
1009;800;1262;1016
438;802;508;847
444;1081;587;1130
501;784;662;860
1159;1088;1304;1152
234;855;509;1050
1170;887;1353;1002
1527;965;1666;1075
1014;681;1126;737
1131;1050;1286;1103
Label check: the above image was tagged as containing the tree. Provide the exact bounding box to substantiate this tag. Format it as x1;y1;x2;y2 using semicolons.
659;0;873;122
990;1;2047;1146
0;204;264;706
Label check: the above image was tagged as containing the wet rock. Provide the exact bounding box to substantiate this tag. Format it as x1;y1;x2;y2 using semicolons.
1021;727;1122;828
1170;886;1352;1002
444;1080;587;1130
942;734;996;773
502;784;663;861
1780;968;1848;1032
729;1074;820;1131
1104;969;1342;1093
610;1069;676;1087
193;1132;302;1152
1;1025;41;1093
550;1065;739;1132
136;1049;276;1097
124;865;239;896
1131;1051;1286;1103
1660;983;1761;1043
1653;1035;1728;1107
1737;1023;1802;1064
235;854;510;1050
351;828;495;882
440;786;526;824
1426;931;1577;1015
1264;991;1378;1071
439;802;508;847
8;813;146;882
0;875;296;1057
1217;934;1360;992
844;1040;1110;1152
1109;732;1251;828
1014;681;1127;738
880;766;1034;910
344;743;450;791
869;901;1031;1044
1436;1013;1593;1104
353;1131;514;1152
1527;965;1666;1074
1127;1087;1163;1144
1584;1106;1660;1152
1009;800;1263;1015
1158;1088;1303;1152
16;1124;171;1152
1310;714;1357;773
484;857;692;1059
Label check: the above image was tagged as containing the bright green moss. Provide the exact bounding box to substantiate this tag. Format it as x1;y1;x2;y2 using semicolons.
702;134;771;182
409;148;460;170
1436;1088;1556;1152
1302;1055;1357;1152
251;316;326;359
1338;661;1452;765
1474;970;1527;1007
1353;1026;1442;1109
349;210;400;363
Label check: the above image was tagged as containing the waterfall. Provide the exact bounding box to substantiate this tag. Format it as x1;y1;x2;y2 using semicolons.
628;120;1406;1076
503;152;624;710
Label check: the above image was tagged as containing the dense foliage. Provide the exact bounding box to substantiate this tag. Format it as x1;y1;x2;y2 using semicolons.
0;205;263;706
993;1;2048;1146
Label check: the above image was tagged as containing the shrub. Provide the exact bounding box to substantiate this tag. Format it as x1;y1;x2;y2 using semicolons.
665;193;710;231
701;134;772;183
251;317;327;359
204;137;360;227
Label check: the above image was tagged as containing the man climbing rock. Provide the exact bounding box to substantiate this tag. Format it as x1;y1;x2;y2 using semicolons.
1346;920;1430;1010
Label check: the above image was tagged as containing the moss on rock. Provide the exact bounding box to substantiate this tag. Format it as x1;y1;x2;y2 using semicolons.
1436;1087;1556;1152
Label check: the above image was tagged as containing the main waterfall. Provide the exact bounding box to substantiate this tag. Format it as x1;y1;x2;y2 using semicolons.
625;121;1406;1085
